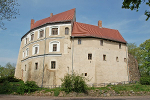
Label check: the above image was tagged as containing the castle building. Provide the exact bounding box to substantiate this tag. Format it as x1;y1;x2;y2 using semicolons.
15;8;129;86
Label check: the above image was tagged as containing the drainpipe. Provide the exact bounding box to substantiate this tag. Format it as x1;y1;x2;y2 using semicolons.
126;44;129;82
41;27;46;88
72;36;74;75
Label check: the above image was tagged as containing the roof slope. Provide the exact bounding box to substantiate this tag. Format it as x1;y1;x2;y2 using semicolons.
31;8;75;29
72;22;126;43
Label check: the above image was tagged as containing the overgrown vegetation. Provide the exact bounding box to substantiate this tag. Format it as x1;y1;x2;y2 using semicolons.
61;72;88;93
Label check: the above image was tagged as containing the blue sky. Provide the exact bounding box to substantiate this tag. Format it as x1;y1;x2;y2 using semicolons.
0;0;150;66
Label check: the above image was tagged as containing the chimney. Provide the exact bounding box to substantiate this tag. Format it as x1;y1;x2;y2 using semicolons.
30;19;35;29
98;20;102;28
50;13;53;17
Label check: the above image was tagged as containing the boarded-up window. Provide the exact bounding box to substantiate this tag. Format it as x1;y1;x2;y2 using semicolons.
88;54;92;60
52;28;58;35
51;61;56;69
40;30;44;38
103;55;106;61
65;27;69;35
35;63;38;70
53;44;57;51
31;34;34;41
35;47;38;54
78;39;81;44
100;40;103;46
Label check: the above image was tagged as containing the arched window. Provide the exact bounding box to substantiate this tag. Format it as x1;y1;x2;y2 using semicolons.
65;27;69;35
32;44;39;55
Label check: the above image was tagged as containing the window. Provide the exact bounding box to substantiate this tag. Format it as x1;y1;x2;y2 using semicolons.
51;61;56;69
26;48;29;57
116;57;119;62
23;51;25;58
124;58;127;63
49;41;60;52
119;43;121;49
52;28;58;35
39;30;44;38
100;40;103;46
35;62;38;70
32;44;39;55
31;34;34;41
88;54;92;60
25;65;26;71
65;27;69;35
53;44;57;51
85;73;87;76
25;38;28;44
78;39;81;44
103;55;106;61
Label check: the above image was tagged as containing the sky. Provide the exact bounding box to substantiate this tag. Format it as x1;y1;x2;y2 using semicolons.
0;0;150;66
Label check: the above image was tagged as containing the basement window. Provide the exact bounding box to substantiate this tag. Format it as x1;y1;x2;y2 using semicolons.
103;55;106;61
88;53;92;60
35;62;38;70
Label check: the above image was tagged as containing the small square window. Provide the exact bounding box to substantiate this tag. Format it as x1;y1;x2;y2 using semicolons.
100;40;103;46
103;55;106;61
119;43;121;49
52;28;58;35
35;63;38;70
78;39;81;44
40;30;44;38
51;61;56;69
88;54;92;60
53;44;57;51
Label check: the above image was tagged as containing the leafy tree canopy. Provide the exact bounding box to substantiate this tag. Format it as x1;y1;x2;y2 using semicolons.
0;0;19;29
122;0;150;21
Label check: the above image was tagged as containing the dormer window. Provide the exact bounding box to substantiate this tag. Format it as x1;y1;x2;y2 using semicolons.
52;28;58;35
65;27;69;35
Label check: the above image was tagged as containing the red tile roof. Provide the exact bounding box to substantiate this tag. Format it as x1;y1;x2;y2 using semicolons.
31;8;75;29
72;22;127;43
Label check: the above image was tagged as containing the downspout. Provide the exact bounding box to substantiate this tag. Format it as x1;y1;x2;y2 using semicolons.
41;27;46;88
72;36;74;75
126;44;129;82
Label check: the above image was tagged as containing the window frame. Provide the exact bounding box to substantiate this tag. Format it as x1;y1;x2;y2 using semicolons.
100;40;103;46
88;53;92;60
35;62;38;70
26;48;29;57
49;26;60;36
103;54;106;61
78;39;81;45
49;41;60;52
38;28;45;39
119;43;121;49
51;61;56;69
32;44;39;55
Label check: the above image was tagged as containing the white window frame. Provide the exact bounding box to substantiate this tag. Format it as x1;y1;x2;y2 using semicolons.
26;48;29;57
30;32;34;41
49;41;60;52
49;26;60;36
32;44;39;55
38;28;45;39
50;60;57;70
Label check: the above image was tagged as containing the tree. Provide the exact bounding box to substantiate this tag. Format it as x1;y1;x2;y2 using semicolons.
0;62;15;77
0;0;19;29
138;39;150;76
122;0;150;21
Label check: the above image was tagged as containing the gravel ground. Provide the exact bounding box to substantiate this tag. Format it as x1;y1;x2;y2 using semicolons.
1;95;150;100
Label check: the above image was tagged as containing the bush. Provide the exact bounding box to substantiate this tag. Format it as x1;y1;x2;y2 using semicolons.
0;81;12;94
17;81;39;94
140;76;150;85
0;76;21;83
61;72;88;93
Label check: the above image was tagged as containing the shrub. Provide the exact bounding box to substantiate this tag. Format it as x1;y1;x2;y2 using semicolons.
0;76;21;83
140;76;150;85
61;72;88;93
17;81;39;94
0;81;12;94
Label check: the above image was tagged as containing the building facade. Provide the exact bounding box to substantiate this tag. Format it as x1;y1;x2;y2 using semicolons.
15;9;129;86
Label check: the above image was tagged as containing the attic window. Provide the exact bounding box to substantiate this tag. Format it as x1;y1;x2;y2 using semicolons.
52;28;58;35
100;40;103;46
31;34;34;41
65;27;69;35
78;39;81;44
39;30;44;38
119;43;121;49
